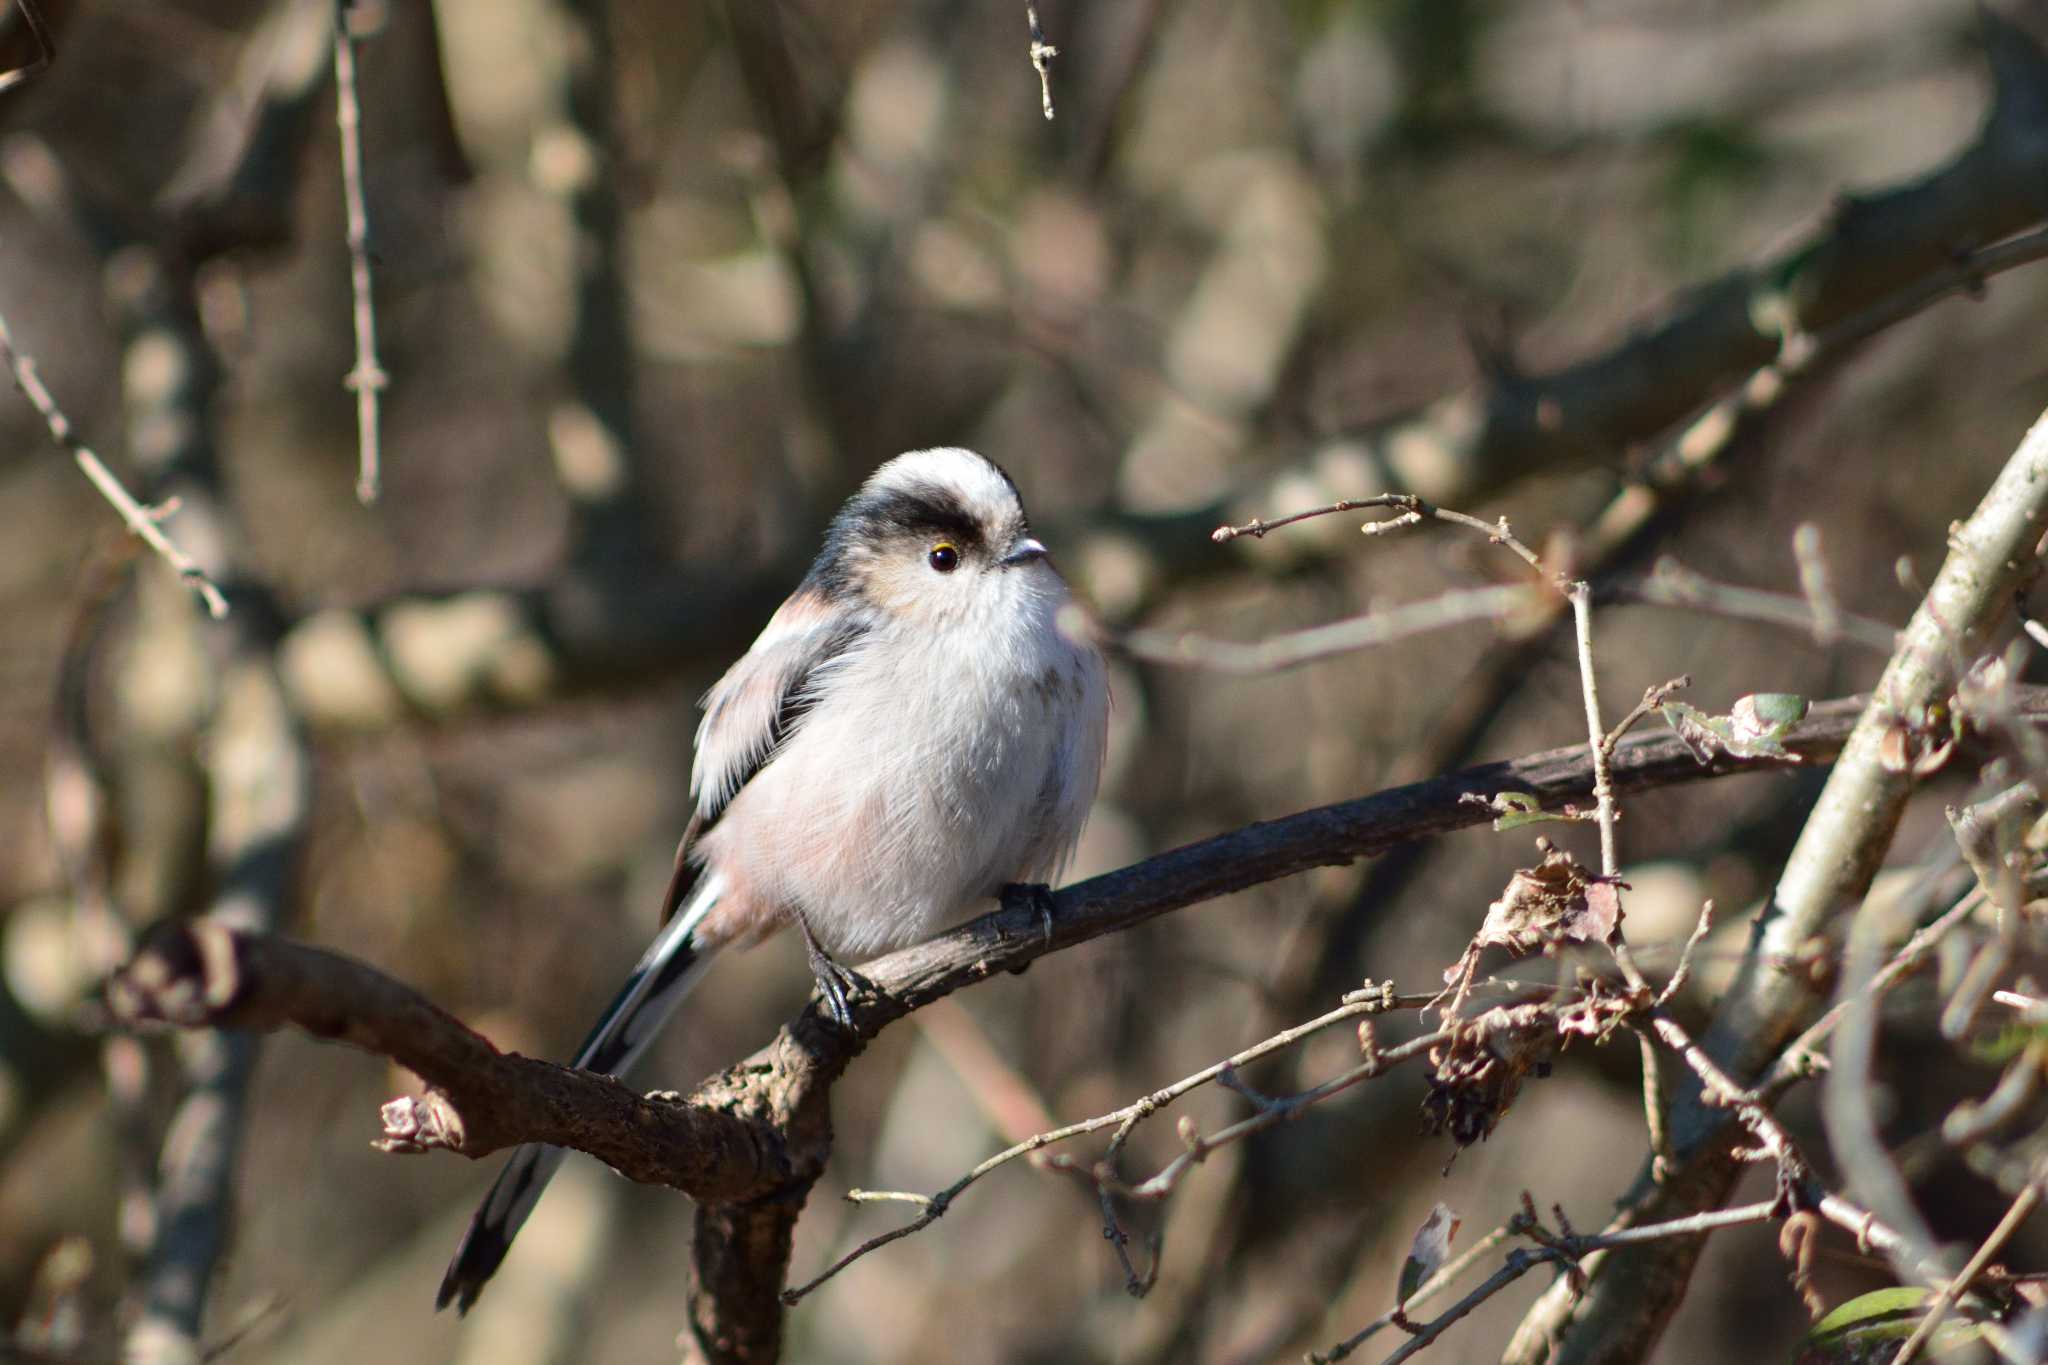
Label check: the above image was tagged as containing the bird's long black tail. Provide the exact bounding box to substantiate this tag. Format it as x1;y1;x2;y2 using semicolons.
436;874;724;1314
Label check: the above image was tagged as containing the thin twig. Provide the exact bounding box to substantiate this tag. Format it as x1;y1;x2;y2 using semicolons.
1215;493;1553;578
1638;1002;1935;1285
783;989;1422;1303
1212;496;1409;542
0;0;55;93
1043;1031;1449;1205
1893;1174;2042;1365
1309;1221;1520;1362
1379;1252;1558;1365
1602;677;1692;770
333;0;387;504
1573;1199;1781;1251
1762;886;1985;1091
1119;582;1542;673
1623;558;1896;653
1569;593;1612;876
1359;1191;1865;1365
0;308;229;618
1313;1199;1785;1364
1141;495;1562;671
1024;3;1058;119
1173;504;1899;676
1656;901;1717;1010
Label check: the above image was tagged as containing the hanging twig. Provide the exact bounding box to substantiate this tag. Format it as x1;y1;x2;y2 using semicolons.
1025;3;1059;119
333;0;387;504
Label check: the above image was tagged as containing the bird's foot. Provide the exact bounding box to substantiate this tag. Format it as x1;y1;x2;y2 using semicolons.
797;913;870;1031
999;883;1059;974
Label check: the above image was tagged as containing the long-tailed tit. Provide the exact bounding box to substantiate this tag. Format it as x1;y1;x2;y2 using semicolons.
438;447;1110;1312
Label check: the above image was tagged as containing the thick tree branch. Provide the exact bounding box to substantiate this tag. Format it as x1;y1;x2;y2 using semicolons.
103;685;2048;1358
107;923;799;1201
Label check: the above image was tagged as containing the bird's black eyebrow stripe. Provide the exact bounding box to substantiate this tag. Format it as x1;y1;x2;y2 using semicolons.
856;482;984;542
802;480;987;600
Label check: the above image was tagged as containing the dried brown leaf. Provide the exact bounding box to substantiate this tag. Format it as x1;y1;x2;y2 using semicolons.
1475;841;1621;955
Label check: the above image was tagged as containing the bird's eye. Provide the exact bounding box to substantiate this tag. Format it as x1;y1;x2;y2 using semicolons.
927;542;960;573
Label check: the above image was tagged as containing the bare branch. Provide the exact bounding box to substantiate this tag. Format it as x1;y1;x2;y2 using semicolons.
1570;583;1620;880
1118;583;1541;673
1656;900;1716;1011
1130;493;1562;672
332;0;387;505
785;983;1417;1302
1210;495;1413;543
1893;1171;2043;1365
1619;559;1898;654
0;309;229;618
1763;886;1985;1091
1144;494;1902;678
106;923;798;1201
1309;1220;1521;1363
1042;1029;1448;1204
1382;1251;1558;1365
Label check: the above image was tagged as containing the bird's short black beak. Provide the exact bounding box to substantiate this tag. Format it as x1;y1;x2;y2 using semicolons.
1000;536;1048;568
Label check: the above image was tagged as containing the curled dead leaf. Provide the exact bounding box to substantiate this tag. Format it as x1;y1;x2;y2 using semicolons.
1476;840;1623;955
1423;1002;1559;1147
1877;710;1957;777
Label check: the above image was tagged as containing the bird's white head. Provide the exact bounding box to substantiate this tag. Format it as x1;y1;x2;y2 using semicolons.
802;448;1059;627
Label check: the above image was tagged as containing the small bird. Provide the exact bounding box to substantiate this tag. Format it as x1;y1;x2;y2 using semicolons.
438;447;1110;1312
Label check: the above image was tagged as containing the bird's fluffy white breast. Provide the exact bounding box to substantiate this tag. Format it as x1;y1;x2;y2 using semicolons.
696;558;1105;955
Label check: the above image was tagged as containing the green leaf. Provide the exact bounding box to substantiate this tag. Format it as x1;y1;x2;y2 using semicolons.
1488;791;1566;831
1743;693;1811;729
1662;694;1808;764
1797;1287;1986;1363
1809;1286;1931;1338
1970;1020;2048;1064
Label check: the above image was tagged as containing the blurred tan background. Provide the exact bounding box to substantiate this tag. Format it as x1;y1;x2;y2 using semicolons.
2;1;2047;1361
